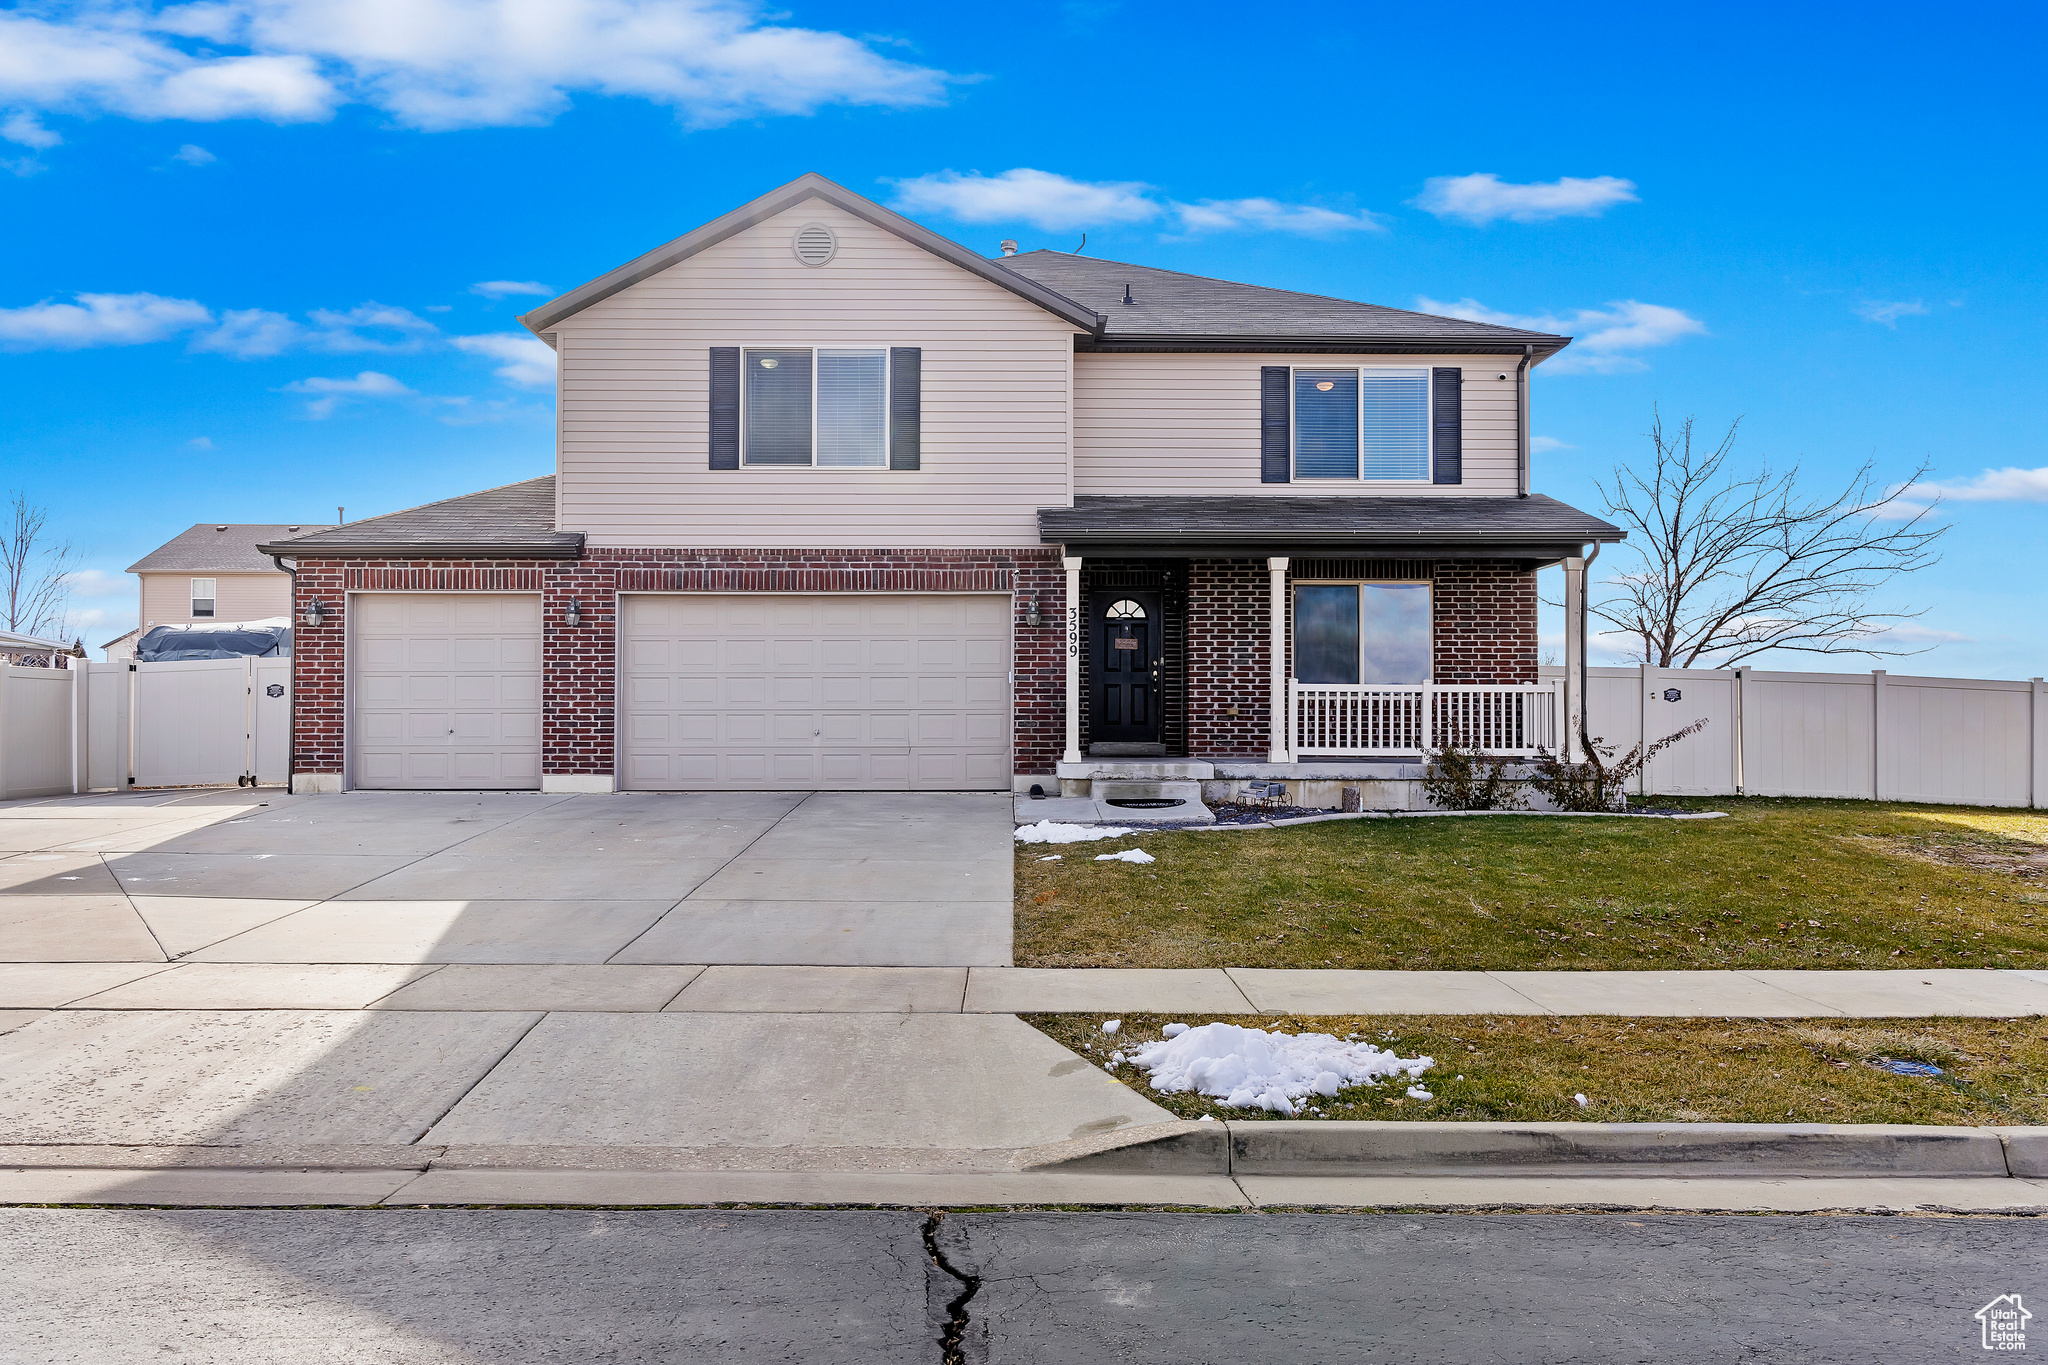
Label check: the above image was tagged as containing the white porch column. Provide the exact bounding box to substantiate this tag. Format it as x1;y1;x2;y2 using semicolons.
1062;556;1082;764
1267;556;1290;763
1562;555;1586;762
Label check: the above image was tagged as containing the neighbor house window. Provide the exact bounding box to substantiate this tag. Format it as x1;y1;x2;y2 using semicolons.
189;578;216;618
743;347;888;467
1293;582;1432;684
1292;367;1431;481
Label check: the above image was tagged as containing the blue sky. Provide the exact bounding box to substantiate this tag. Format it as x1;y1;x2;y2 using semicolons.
3;0;2042;675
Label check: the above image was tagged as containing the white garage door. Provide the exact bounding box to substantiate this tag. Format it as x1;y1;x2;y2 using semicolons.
620;594;1010;790
351;593;542;789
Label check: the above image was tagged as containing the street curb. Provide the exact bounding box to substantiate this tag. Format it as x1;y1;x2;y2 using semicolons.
1029;1121;2046;1178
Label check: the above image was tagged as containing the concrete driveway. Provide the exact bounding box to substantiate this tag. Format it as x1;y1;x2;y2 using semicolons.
0;788;1013;969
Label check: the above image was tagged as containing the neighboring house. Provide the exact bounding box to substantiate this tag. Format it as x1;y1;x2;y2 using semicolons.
261;173;1621;795
108;523;332;660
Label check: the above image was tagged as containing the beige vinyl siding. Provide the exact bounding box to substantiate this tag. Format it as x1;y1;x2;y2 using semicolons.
138;572;291;628
553;202;1076;548
1073;353;1524;497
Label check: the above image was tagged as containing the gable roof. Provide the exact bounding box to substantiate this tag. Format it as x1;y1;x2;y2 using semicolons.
128;524;334;575
520;173;1105;336
256;477;579;559
996;251;1570;356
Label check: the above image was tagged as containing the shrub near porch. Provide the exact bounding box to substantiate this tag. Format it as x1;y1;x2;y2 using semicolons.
1014;798;2048;970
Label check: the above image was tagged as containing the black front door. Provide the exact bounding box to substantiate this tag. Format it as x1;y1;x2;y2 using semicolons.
1090;590;1162;745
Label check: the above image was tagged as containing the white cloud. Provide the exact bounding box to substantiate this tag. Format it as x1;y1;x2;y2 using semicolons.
171;142;217;165
1415;173;1639;225
452;332;556;388
60;567;134;599
1911;466;2048;505
1416;296;1706;374
889;167;1385;238
1530;436;1573;453
0;1;947;137
2;111;61;148
1855;298;1927;327
1170;198;1382;235
282;369;414;417
471;280;554;298
187;436;214;449
0;291;213;349
191;300;439;356
888;168;1158;231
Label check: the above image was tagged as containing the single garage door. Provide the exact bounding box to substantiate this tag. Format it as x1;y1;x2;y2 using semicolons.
620;594;1010;790
351;593;542;789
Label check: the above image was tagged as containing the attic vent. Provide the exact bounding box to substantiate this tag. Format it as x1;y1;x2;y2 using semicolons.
792;224;837;267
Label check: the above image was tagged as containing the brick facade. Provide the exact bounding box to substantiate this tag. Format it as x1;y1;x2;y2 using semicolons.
288;547;1067;781
1429;559;1539;685
288;547;1533;782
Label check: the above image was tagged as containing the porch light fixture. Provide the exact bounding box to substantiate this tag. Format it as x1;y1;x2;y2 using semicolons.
564;600;584;628
1024;598;1043;628
300;600;327;628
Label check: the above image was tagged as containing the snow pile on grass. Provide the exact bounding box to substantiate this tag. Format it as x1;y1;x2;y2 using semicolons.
1095;848;1154;864
1128;1022;1434;1116
1014;820;1136;844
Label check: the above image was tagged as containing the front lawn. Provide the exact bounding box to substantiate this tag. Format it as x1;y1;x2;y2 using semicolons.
1027;1013;2048;1126
1014;798;2048;970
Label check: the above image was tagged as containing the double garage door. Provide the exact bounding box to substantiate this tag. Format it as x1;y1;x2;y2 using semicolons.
620;594;1010;790
348;592;1009;790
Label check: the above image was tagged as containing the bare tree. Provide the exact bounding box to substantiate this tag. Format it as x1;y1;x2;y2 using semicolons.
0;492;78;640
1592;413;1946;668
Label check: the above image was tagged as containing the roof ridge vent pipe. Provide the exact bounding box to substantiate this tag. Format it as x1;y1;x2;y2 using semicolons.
1122;282;1134;305
999;239;1018;256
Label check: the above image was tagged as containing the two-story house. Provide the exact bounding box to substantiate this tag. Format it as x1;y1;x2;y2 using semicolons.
262;174;1621;796
103;523;330;661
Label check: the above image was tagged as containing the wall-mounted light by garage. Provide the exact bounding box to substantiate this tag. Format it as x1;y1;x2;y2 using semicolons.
1024;598;1043;628
564;600;584;628
300;600;328;628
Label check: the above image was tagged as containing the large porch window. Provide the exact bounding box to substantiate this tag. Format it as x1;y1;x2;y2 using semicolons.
1292;582;1431;684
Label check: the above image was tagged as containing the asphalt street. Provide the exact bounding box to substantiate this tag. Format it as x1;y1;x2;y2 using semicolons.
1;1208;2040;1363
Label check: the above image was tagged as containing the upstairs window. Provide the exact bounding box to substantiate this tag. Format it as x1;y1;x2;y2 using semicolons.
1292;367;1432;482
743;347;889;468
189;578;216;618
1293;582;1432;684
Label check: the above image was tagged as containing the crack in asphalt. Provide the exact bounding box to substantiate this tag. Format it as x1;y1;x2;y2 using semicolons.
922;1211;981;1365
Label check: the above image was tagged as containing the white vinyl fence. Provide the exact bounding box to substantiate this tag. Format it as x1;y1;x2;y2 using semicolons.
1541;664;2048;808
0;657;289;798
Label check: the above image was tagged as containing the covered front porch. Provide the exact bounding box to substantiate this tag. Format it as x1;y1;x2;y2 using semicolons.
1037;494;1623;778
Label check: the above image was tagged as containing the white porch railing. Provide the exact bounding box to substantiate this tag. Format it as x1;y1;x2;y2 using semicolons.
1290;681;1561;758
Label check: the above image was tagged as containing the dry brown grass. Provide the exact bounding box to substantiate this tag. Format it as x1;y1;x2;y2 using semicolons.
1026;1013;2048;1125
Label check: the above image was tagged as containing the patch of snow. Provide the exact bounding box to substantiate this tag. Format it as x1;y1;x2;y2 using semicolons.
1406;1086;1433;1101
1101;1019;1121;1034
1161;1022;1189;1039
1128;1022;1433;1116
1197;1114;1215;1122
1037;855;1062;861
1574;1093;1589;1107
1095;849;1155;864
1014;820;1136;844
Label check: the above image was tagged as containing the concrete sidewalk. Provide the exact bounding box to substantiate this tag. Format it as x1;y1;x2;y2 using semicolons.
6;963;2047;1017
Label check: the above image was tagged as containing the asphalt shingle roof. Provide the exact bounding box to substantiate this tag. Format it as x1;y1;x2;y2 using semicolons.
256;477;580;558
128;524;335;574
1039;494;1622;554
995;251;1569;353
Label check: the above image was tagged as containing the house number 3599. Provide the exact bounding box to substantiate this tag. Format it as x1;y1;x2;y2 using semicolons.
1067;605;1080;657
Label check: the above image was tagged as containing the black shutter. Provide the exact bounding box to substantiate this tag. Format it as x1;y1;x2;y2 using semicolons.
889;347;921;470
1431;366;1462;485
709;347;740;469
1260;365;1290;483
